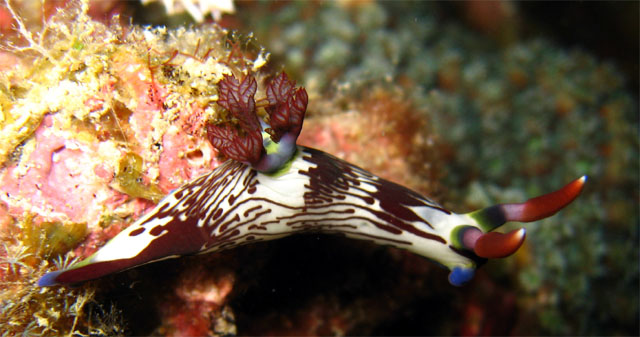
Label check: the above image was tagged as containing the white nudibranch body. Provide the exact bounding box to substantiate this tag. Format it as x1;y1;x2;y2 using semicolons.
38;146;585;287
38;72;586;287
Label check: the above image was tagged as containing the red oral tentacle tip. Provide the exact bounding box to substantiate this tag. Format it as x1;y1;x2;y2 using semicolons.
474;228;526;259
505;176;587;223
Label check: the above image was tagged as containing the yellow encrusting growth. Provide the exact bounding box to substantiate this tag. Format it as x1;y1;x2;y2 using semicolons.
0;0;269;167
0;0;123;166
0;213;117;335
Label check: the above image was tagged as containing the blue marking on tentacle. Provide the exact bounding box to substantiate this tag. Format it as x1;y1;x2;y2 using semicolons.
448;266;475;286
37;270;63;287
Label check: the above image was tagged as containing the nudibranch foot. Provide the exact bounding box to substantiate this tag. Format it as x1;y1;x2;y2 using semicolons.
448;266;475;287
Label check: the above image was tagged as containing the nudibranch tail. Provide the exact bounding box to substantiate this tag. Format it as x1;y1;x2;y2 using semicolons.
37;269;62;286
37;258;130;287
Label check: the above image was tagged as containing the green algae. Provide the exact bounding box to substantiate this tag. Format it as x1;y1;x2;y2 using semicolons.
19;214;88;259
112;152;165;203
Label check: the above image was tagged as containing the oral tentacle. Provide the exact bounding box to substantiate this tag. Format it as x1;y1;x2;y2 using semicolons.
473;228;526;259
450;225;482;251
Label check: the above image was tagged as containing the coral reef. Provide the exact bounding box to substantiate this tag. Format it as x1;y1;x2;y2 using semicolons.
298;85;443;198
0;0;264;334
0;0;635;336
141;0;235;23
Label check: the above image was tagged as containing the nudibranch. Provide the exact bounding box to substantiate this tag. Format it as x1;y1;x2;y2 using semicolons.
38;72;586;287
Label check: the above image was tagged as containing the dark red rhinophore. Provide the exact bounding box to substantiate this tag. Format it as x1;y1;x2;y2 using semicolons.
265;71;308;142
502;176;587;222
206;72;308;172
206;74;264;165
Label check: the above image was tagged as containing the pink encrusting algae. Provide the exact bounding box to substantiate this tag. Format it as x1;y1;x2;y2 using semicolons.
0;114;128;224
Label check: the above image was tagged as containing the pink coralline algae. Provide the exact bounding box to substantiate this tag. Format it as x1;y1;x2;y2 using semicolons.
160;266;236;336
1;115;124;224
298;87;442;196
